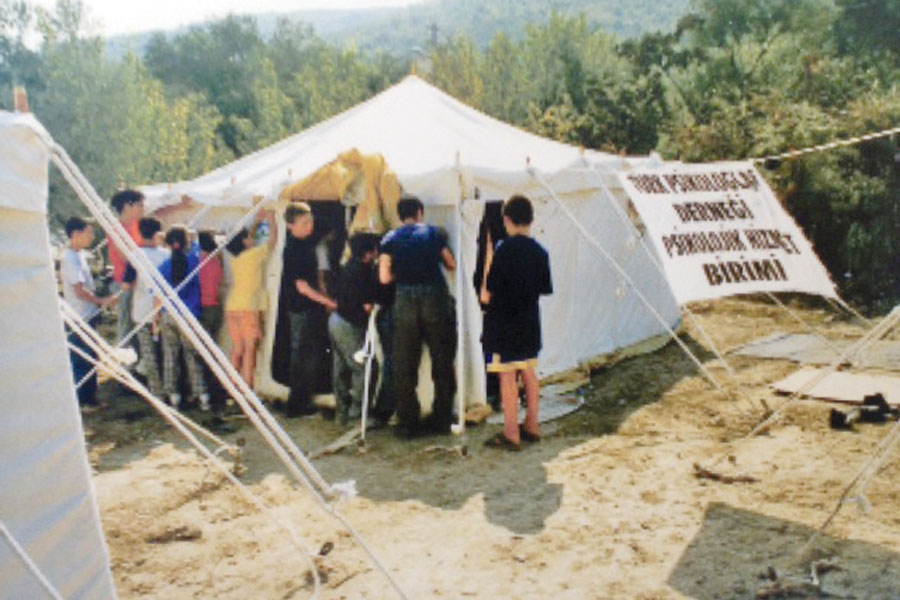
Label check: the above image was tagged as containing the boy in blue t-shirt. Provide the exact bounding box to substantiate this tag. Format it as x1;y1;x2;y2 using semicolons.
481;195;553;450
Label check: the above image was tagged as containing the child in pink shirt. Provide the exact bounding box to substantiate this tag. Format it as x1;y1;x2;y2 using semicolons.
198;231;224;339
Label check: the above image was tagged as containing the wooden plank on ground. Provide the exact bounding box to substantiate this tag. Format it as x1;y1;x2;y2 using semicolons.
772;366;900;406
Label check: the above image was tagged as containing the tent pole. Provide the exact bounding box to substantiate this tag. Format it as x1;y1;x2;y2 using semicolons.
452;163;467;435
59;303;323;597
529;168;730;396
62;299;237;453
706;304;900;470
75;201;265;391
796;418;900;562
0;520;64;600
50;142;410;600
764;292;845;358
830;296;874;328
584;164;740;380
359;310;378;444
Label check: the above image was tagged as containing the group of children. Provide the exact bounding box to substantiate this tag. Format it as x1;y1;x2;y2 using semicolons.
63;190;218;410
62;189;553;450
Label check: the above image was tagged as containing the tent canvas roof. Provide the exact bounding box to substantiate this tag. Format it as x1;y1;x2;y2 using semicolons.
142;74;622;210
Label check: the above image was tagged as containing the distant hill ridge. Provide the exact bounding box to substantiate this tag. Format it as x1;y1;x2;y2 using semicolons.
107;0;690;58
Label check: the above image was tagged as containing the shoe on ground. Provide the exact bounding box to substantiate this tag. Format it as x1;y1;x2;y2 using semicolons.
79;400;102;415
369;416;390;430
199;393;211;412
421;415;451;435
519;424;541;443
484;432;521;451
393;424;420;440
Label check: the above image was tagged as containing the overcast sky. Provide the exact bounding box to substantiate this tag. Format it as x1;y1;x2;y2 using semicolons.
31;0;424;35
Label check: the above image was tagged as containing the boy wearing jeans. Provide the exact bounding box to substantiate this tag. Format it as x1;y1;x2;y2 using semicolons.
329;233;380;425
481;195;553;450
61;217;117;408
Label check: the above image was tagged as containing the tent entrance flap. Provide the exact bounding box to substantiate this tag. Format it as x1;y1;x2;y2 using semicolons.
279;148;403;234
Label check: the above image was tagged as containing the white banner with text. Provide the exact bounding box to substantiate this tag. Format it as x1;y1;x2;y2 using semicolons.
618;161;837;304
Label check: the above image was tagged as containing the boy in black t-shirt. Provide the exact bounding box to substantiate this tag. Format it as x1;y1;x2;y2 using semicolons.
329;233;380;425
481;195;553;450
282;202;338;417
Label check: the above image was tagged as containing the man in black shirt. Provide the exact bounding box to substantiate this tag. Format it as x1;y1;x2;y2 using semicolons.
329;233;379;425
281;202;337;417
379;196;457;437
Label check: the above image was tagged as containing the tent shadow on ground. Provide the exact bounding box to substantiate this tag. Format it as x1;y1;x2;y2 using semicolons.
668;502;900;599
88;333;712;536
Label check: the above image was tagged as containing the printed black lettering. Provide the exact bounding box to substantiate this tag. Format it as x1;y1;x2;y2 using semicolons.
673;204;692;223
704;264;724;286
774;258;787;279
782;233;800;254
727;262;748;283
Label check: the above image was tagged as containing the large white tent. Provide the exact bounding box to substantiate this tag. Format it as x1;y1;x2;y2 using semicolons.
0;112;116;599
142;74;682;408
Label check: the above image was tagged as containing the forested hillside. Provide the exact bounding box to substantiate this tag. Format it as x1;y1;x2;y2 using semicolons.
105;0;689;58
0;0;898;307
313;0;690;54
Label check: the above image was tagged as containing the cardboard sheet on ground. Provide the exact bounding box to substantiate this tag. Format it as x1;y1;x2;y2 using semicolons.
486;382;585;425
773;366;900;406
734;332;900;371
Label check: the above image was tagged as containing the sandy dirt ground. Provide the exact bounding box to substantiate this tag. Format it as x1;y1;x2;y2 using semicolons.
84;298;900;599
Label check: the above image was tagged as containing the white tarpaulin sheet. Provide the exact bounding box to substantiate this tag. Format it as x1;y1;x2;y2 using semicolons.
618;161;838;304
0;112;117;599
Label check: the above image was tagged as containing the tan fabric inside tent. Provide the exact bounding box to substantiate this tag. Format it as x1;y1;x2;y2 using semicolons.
279;148;402;234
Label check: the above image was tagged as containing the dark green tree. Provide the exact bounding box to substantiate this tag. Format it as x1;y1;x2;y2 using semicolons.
0;0;43;109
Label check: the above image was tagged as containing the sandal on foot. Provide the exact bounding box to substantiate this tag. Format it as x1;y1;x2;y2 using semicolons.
484;432;521;451
519;425;541;443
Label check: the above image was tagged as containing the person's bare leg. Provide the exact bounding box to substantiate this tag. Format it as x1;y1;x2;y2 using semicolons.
499;370;521;443
521;366;540;436
231;337;245;378
243;338;257;388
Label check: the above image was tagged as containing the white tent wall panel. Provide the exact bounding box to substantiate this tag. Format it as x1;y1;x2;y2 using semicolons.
0;209;117;599
0;112;116;599
457;196;488;409
528;187;681;377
